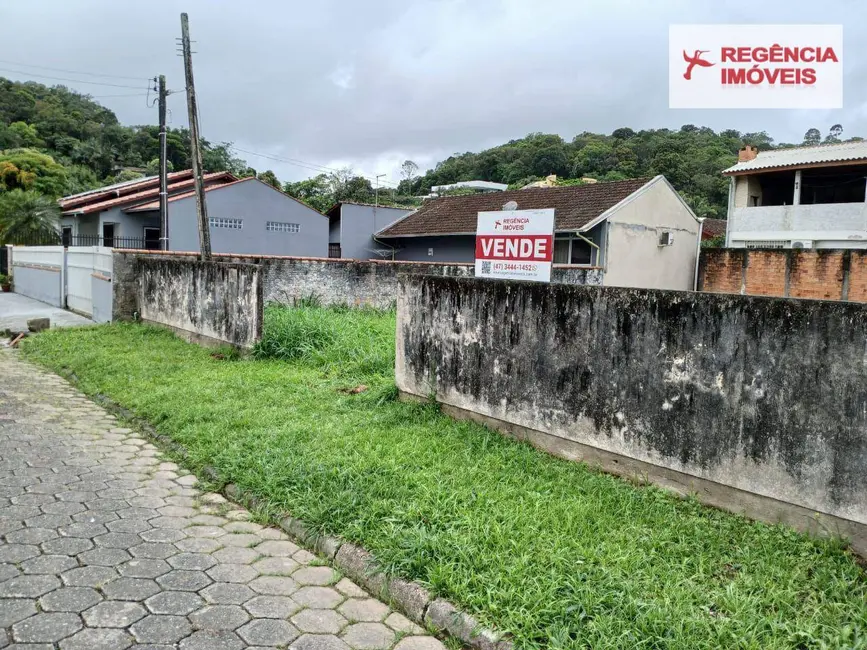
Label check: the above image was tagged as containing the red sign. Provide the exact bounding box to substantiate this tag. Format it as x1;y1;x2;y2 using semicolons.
475;235;552;262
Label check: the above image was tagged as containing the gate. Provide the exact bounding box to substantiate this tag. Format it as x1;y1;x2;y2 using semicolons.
66;246;113;319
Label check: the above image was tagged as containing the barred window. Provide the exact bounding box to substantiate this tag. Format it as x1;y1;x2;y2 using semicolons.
209;217;243;230
266;221;301;233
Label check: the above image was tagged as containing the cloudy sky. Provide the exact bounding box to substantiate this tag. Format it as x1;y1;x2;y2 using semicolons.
1;0;864;186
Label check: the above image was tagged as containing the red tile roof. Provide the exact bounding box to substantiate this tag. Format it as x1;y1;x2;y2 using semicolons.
61;172;236;215
702;218;728;239
377;177;653;237
59;170;195;210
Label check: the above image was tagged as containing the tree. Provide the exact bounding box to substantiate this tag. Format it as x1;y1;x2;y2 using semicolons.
825;124;843;143
257;170;281;189
145;158;174;176
803;128;822;145
0;149;67;197
400;160;418;193
0;189;60;244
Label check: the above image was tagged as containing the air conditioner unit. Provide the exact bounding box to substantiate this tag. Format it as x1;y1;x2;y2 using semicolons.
658;231;673;246
790;240;813;249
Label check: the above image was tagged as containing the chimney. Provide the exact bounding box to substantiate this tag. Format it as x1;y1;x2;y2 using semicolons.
738;145;758;162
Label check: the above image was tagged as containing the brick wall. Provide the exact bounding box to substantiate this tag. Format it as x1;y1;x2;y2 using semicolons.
700;249;867;302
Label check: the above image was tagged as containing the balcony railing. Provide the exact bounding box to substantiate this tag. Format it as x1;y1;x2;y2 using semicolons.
729;202;867;245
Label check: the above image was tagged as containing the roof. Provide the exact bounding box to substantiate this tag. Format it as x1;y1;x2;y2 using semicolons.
325;201;415;218
377;177;654;237
125;177;329;216
59;170;195;209
723;141;867;175
701;218;727;239
62;172;236;216
431;180;509;193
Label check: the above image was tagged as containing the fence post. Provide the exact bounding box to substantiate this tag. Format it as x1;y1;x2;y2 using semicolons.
61;246;68;308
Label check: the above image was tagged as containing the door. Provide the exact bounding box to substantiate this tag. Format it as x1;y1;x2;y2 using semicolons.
102;223;115;248
144;228;161;250
62;226;72;247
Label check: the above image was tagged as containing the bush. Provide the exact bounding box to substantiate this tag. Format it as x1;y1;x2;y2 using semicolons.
253;304;396;378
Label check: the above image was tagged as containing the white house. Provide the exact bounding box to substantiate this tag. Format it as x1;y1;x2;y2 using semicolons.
723;142;867;249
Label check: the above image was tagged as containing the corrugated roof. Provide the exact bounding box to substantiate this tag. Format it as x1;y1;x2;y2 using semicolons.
59;170;195;209
377;177;653;237
723;141;867;175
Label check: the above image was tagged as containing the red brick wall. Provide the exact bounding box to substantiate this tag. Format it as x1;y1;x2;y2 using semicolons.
788;251;845;301
700;249;867;303
700;249;743;294
744;251;787;296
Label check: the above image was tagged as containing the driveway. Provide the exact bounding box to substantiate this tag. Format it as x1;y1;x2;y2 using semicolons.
0;351;441;650
0;293;93;333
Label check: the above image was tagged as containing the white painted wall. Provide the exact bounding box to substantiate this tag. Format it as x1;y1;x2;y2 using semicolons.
728;203;867;248
734;175;764;207
602;179;700;291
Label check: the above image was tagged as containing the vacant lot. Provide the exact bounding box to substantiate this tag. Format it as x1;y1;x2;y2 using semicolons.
21;305;867;650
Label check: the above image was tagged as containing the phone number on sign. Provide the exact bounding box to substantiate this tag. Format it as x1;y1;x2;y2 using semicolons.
494;262;539;271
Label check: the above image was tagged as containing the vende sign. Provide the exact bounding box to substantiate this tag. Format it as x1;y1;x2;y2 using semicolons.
475;209;554;282
669;24;843;109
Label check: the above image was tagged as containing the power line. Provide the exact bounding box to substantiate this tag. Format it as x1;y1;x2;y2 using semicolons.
0;67;146;89
0;59;147;81
87;93;151;99
230;145;399;187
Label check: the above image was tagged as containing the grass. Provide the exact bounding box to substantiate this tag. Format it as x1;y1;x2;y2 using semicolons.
20;308;867;650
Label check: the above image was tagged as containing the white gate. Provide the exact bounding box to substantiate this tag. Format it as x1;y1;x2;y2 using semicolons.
66;246;113;318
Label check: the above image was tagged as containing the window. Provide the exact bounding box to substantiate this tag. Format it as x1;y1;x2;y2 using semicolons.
328;243;342;258
745;240;785;249
102;223;115;248
209;217;243;230
61;226;72;247
144;228;161;251
266;221;300;233
554;236;595;266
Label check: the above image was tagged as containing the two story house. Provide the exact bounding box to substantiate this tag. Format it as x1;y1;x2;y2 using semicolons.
723;142;867;249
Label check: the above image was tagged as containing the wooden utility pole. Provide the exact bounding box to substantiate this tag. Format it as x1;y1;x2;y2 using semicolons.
157;75;169;251
180;12;211;260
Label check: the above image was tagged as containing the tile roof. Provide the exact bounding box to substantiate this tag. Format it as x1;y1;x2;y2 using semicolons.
723;141;867;175
701;218;727;239
377;177;653;237
62;172;236;215
59;170;195;209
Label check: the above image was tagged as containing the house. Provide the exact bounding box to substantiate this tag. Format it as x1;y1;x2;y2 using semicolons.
429;180;508;195
58;171;328;257
377;175;702;290
127;177;327;257
59;170;236;249
702;218;727;241
723;142;867;248
326;202;413;259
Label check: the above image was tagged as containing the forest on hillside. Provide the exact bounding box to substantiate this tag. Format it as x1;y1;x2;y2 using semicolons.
0;75;861;244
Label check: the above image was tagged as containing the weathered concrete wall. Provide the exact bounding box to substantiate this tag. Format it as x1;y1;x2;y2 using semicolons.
700;248;867;302
396;275;867;551
113;252;262;347
262;258;603;309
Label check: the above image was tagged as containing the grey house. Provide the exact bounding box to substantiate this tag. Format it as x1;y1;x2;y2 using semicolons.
59;170;236;248
58;172;328;257
128;177;328;257
326;202;412;259
377;176;702;291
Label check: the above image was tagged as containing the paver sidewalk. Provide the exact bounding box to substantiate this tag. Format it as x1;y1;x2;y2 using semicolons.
0;350;442;650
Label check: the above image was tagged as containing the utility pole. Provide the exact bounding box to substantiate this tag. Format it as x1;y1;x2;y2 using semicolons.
157;75;169;251
179;12;211;260
375;174;385;208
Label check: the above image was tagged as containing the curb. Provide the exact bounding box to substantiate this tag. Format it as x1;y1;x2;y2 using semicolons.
55;373;513;650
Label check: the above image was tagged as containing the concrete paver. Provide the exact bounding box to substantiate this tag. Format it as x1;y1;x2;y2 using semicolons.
0;350;445;649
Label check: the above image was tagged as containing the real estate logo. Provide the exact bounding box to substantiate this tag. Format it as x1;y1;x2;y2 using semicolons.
670;25;843;109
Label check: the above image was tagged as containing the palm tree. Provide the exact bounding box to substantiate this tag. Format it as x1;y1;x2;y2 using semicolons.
0;189;60;244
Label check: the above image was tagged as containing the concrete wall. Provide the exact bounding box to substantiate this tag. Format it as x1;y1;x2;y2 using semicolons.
262;258;603;309
339;204;412;259
699;248;867;302
168;179;328;257
396;275;867;552
12;265;63;307
113;252;262;347
603;179;700;291
734;175;764;208
728;203;867;248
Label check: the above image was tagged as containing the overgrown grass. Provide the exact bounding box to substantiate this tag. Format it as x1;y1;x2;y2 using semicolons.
21;312;867;650
253;302;396;380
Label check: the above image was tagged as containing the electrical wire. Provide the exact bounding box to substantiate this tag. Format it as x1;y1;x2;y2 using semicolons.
0;67;146;89
230;145;399;187
0;59;147;81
